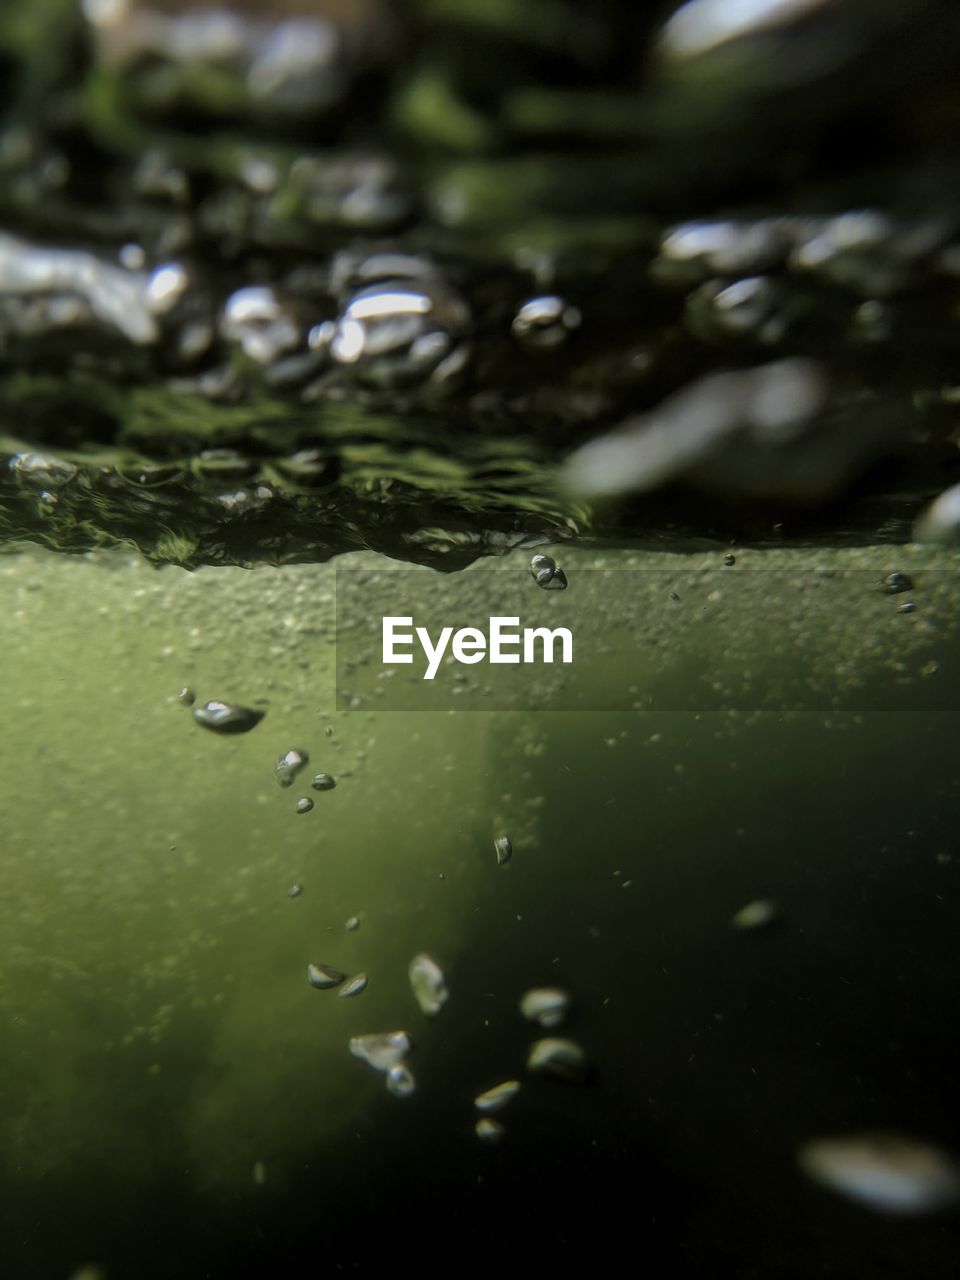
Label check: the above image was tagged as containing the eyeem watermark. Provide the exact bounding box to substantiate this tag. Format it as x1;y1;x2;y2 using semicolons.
336;567;960;711
383;615;574;680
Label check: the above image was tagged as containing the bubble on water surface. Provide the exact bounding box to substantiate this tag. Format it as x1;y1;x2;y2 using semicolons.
512;295;581;347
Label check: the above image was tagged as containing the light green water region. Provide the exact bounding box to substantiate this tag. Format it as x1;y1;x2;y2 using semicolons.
1;543;959;1277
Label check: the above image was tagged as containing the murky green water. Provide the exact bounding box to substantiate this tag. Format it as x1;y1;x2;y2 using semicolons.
2;543;959;1278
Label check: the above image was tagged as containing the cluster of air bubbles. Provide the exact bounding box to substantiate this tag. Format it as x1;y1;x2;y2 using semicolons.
350;1031;415;1099
306;961;368;999
467;981;587;1144
473;1081;521;1141
876;570;918;617
174;703;343;817
307;963;346;990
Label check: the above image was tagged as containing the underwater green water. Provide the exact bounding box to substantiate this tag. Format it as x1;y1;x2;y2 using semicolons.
1;543;959;1278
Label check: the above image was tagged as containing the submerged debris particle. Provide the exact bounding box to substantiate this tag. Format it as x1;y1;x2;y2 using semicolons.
494;835;513;866
275;747;309;787
310;772;337;791
386;1062;416;1098
349;1031;412;1072
476;1118;506;1143
527;1037;590;1084
530;553;568;591
474;1080;521;1114
799;1134;960;1214
731;899;781;931
295;797;314;814
339;973;368;998
287;882;303;898
192;700;266;734
881;571;913;595
519;987;570;1028
409;953;449;1016
307;962;345;989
